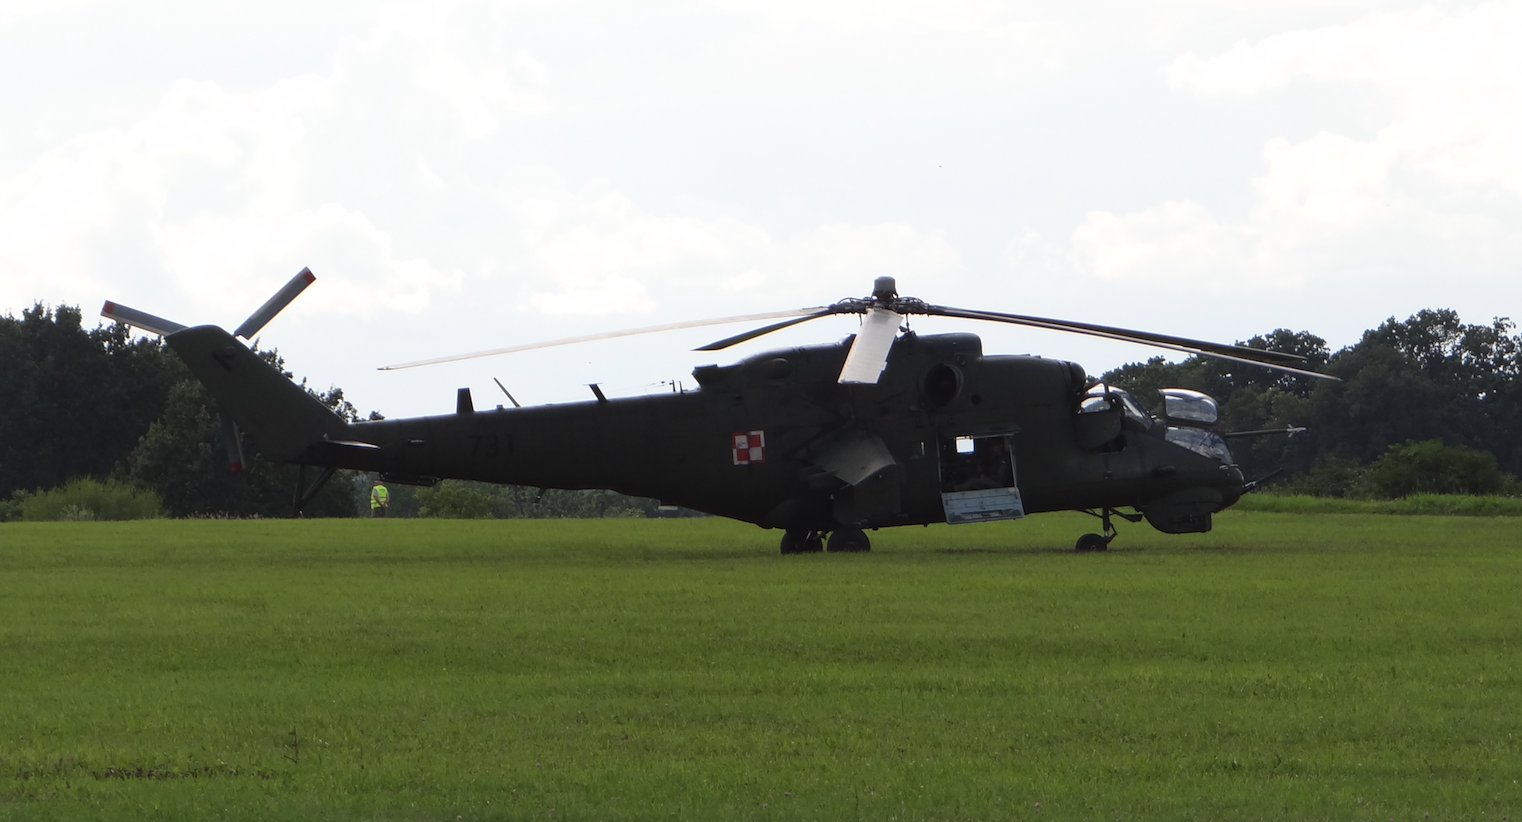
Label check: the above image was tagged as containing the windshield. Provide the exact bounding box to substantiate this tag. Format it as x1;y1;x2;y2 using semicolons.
1164;426;1232;463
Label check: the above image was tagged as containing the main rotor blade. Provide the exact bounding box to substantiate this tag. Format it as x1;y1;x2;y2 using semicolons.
837;306;902;384
100;301;187;337
379;307;829;371
926;306;1336;380
694;307;844;351
235;267;315;340
924;305;1311;366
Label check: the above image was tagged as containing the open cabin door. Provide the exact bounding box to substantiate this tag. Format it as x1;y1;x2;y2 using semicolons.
938;433;1024;524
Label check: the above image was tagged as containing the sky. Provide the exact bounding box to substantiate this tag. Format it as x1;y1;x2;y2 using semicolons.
3;0;1520;417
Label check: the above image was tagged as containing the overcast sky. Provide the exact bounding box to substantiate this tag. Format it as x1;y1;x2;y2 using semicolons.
4;0;1519;416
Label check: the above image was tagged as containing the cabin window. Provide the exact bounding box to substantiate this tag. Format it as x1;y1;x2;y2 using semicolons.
939;434;1016;492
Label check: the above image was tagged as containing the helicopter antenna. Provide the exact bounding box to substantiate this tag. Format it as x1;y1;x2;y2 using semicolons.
492;377;522;408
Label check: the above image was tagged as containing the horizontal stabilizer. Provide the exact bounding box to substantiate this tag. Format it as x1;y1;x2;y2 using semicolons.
100;301;187;337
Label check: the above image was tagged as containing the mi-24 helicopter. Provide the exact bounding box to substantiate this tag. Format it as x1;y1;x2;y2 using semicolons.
103;269;1331;553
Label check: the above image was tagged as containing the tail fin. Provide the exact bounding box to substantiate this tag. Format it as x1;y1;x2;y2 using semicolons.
103;267;339;465
165;325;347;462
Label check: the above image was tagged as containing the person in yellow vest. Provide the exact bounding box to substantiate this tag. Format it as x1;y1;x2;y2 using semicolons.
370;479;390;517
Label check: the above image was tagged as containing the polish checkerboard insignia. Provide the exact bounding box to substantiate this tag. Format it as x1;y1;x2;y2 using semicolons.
732;430;766;465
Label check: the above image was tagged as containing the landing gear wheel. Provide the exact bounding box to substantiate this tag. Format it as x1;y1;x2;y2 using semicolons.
827;528;871;553
781;530;824;555
1075;533;1110;553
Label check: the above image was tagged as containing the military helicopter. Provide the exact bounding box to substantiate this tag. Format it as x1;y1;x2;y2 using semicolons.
103;269;1331;553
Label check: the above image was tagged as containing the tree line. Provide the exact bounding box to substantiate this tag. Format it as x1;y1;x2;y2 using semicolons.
3;303;1519;519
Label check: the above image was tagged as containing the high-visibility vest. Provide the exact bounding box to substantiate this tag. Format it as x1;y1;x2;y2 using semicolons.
371;485;390;508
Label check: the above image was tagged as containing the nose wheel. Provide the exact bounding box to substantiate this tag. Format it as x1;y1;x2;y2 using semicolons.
1076;507;1141;552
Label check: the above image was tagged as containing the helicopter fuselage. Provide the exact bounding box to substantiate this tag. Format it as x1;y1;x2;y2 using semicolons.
295;331;1244;535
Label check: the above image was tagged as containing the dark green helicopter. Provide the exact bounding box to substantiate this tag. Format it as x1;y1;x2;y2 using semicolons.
103;270;1330;553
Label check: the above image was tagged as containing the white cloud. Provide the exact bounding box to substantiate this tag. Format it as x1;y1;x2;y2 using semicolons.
500;170;960;316
1071;201;1259;286
1168;1;1522;193
1074;2;1522;297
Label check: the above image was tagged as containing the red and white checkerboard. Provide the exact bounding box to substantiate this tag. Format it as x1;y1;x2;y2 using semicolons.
732;431;766;465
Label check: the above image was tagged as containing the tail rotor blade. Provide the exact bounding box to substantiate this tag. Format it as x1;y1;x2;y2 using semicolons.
235;267;316;340
837;306;902;384
100;301;187;337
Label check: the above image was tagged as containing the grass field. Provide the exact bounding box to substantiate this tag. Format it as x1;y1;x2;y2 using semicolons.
2;513;1520;821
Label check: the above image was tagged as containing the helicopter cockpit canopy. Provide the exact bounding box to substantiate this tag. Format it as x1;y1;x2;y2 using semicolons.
1159;388;1218;426
1163;426;1232;463
1079;385;1150;425
1156;388;1231;463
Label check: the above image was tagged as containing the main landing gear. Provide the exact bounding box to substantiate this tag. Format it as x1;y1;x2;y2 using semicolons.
1075;507;1143;552
780;528;871;554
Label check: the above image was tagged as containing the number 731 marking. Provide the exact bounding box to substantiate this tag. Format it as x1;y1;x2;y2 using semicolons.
468;433;510;458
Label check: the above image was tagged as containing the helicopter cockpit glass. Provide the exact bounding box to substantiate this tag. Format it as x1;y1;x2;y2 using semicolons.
1163;426;1232;463
1080;385;1150;424
1159;388;1219;426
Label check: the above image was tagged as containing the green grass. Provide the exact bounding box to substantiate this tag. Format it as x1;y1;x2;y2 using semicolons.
2;514;1520;820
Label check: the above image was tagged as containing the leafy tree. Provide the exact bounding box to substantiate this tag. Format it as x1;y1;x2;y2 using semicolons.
0;305;181;498
1308;311;1522;473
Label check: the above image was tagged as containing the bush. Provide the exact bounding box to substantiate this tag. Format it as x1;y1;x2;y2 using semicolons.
19;478;163;522
1275;455;1364;498
1362;439;1515;498
416;481;493;519
0;490;29;522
